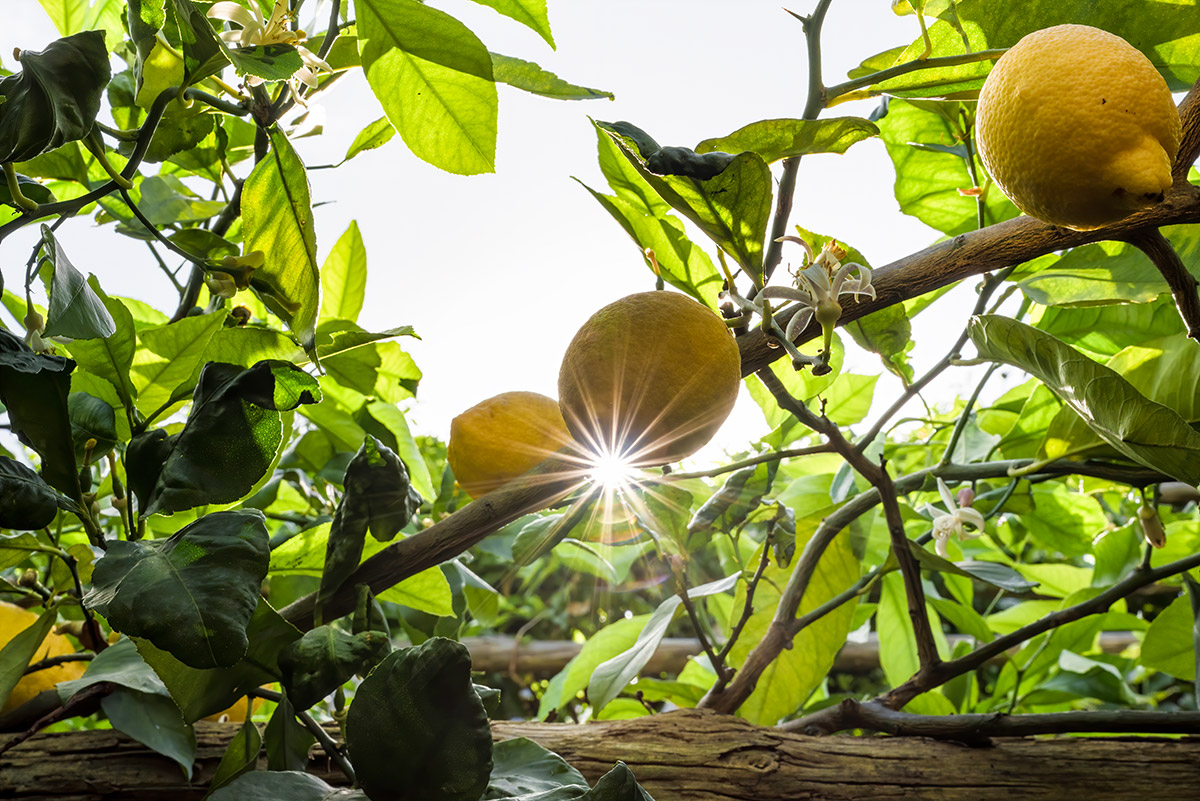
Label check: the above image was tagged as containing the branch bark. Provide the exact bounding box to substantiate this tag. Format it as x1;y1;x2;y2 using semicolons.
5;711;1200;801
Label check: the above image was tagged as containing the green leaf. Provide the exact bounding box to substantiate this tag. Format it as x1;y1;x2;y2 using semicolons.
0;31;111;162
0;456;60;531
695;117;878;162
319;221;367;326
279;624;390;709
877;99;1017;236
243;127;321;349
727;534;860;725
1004;483;1108;558
0;172;56;208
207;713;263;795
363;401;436;503
130;311;226;419
265;692;315;772
168;0;228;85
346;638;493;801
126;0;166;99
344;116;396;162
224;44;305;85
132;360;321;516
358;0;498;175
821;373;879;426
917;0;1200;92
0;329;80;500
61;277;135;412
971;315;1200;482
68;391;118;464
1031;295;1184;359
210;772;370;801
101;687;196;779
323;340;420;405
588;574;739;712
1140;593;1196;681
38;228;117;341
57;637;171;702
580;182;722;308
468;0;554;48
490;53;612;100
538;615;648;718
85;510;271;669
598;122;772;278
135;598;302;722
1011;243;1166;306
687;462;776;534
877;572;950;690
318;437;422;616
486;738;588;799
0;606;57;710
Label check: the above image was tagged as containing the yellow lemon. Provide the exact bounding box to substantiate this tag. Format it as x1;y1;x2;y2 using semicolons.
558;291;741;467
202;693;268;722
447;391;574;498
975;24;1181;231
0;602;87;714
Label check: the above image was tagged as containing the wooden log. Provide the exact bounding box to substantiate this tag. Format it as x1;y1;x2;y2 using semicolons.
2;709;1197;801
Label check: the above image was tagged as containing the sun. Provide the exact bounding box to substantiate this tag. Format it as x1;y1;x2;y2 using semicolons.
586;447;640;492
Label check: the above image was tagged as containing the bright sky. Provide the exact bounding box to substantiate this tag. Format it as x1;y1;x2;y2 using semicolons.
2;1;971;466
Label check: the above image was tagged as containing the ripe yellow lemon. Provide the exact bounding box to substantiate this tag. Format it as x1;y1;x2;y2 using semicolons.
202;693;267;722
558;291;741;467
0;602;87;714
447;391;574;498
975;24;1181;231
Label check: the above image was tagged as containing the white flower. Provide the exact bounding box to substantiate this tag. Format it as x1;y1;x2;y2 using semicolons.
207;1;332;90
760;238;876;340
929;478;985;557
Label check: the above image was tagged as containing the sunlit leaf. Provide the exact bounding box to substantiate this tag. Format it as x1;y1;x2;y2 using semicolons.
695;117;879;162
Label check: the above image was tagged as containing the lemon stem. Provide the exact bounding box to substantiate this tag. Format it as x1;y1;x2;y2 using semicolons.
3;163;38;212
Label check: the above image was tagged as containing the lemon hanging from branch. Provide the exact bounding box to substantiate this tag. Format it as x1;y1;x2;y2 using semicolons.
975;24;1181;231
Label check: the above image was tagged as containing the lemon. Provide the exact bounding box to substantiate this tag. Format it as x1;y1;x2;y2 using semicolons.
975;24;1181;231
447;391;574;498
202;693;267;722
0;602;87;714
558;291;741;467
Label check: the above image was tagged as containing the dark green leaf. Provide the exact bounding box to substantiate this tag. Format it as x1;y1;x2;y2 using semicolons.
169;0;229;85
207;713;263;795
68;392;117;464
0;328;79;500
598;122;771;278
0;31;110;162
210;771;369;801
490;53;611;100
224;44;305;84
279;624;390;709
0;173;55;207
136;598;302;722
908;542;1039;592
358;0;498;175
969;315;1200;484
102;686;196;779
581;763;655;801
57;637;170;702
144;100;215;162
135;360;320;516
127;0;166;98
244;127;321;350
695;117;879;162
346;638;492;801
318;436;421;617
0;606;56;709
1186;572;1200;708
85;510;270;669
265;692;315;772
0;455;59;530
485;738;587;799
38;228;117;340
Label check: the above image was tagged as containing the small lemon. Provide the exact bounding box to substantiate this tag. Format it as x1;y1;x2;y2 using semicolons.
558;291;741;467
447;391;574;498
0;602;87;714
202;693;268;722
975;24;1181;231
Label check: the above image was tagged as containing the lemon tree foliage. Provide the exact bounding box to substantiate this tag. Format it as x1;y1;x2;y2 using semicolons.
1;0;1200;797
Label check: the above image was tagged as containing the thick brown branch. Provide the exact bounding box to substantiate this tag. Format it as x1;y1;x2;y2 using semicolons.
1123;227;1200;339
279;456;582;629
1173;80;1200;180
785;698;1200;739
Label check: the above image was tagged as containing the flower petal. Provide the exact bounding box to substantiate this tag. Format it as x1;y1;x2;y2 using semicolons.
785;307;815;340
207;2;261;29
936;478;957;512
957;508;986;535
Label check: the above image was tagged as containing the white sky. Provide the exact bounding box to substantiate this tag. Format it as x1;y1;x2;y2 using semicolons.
2;1;977;467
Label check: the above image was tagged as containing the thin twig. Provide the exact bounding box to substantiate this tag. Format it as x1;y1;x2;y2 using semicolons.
22;652;94;675
710;543;773;689
824;49;1007;105
666;444;831;481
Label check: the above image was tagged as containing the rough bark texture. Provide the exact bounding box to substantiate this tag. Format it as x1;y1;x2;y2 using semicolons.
3;710;1198;801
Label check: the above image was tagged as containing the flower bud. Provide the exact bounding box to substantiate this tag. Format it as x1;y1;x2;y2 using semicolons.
204;270;238;299
956;487;975;508
1137;504;1167;549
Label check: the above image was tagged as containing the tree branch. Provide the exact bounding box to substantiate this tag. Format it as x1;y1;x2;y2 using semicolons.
784;697;1200;738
